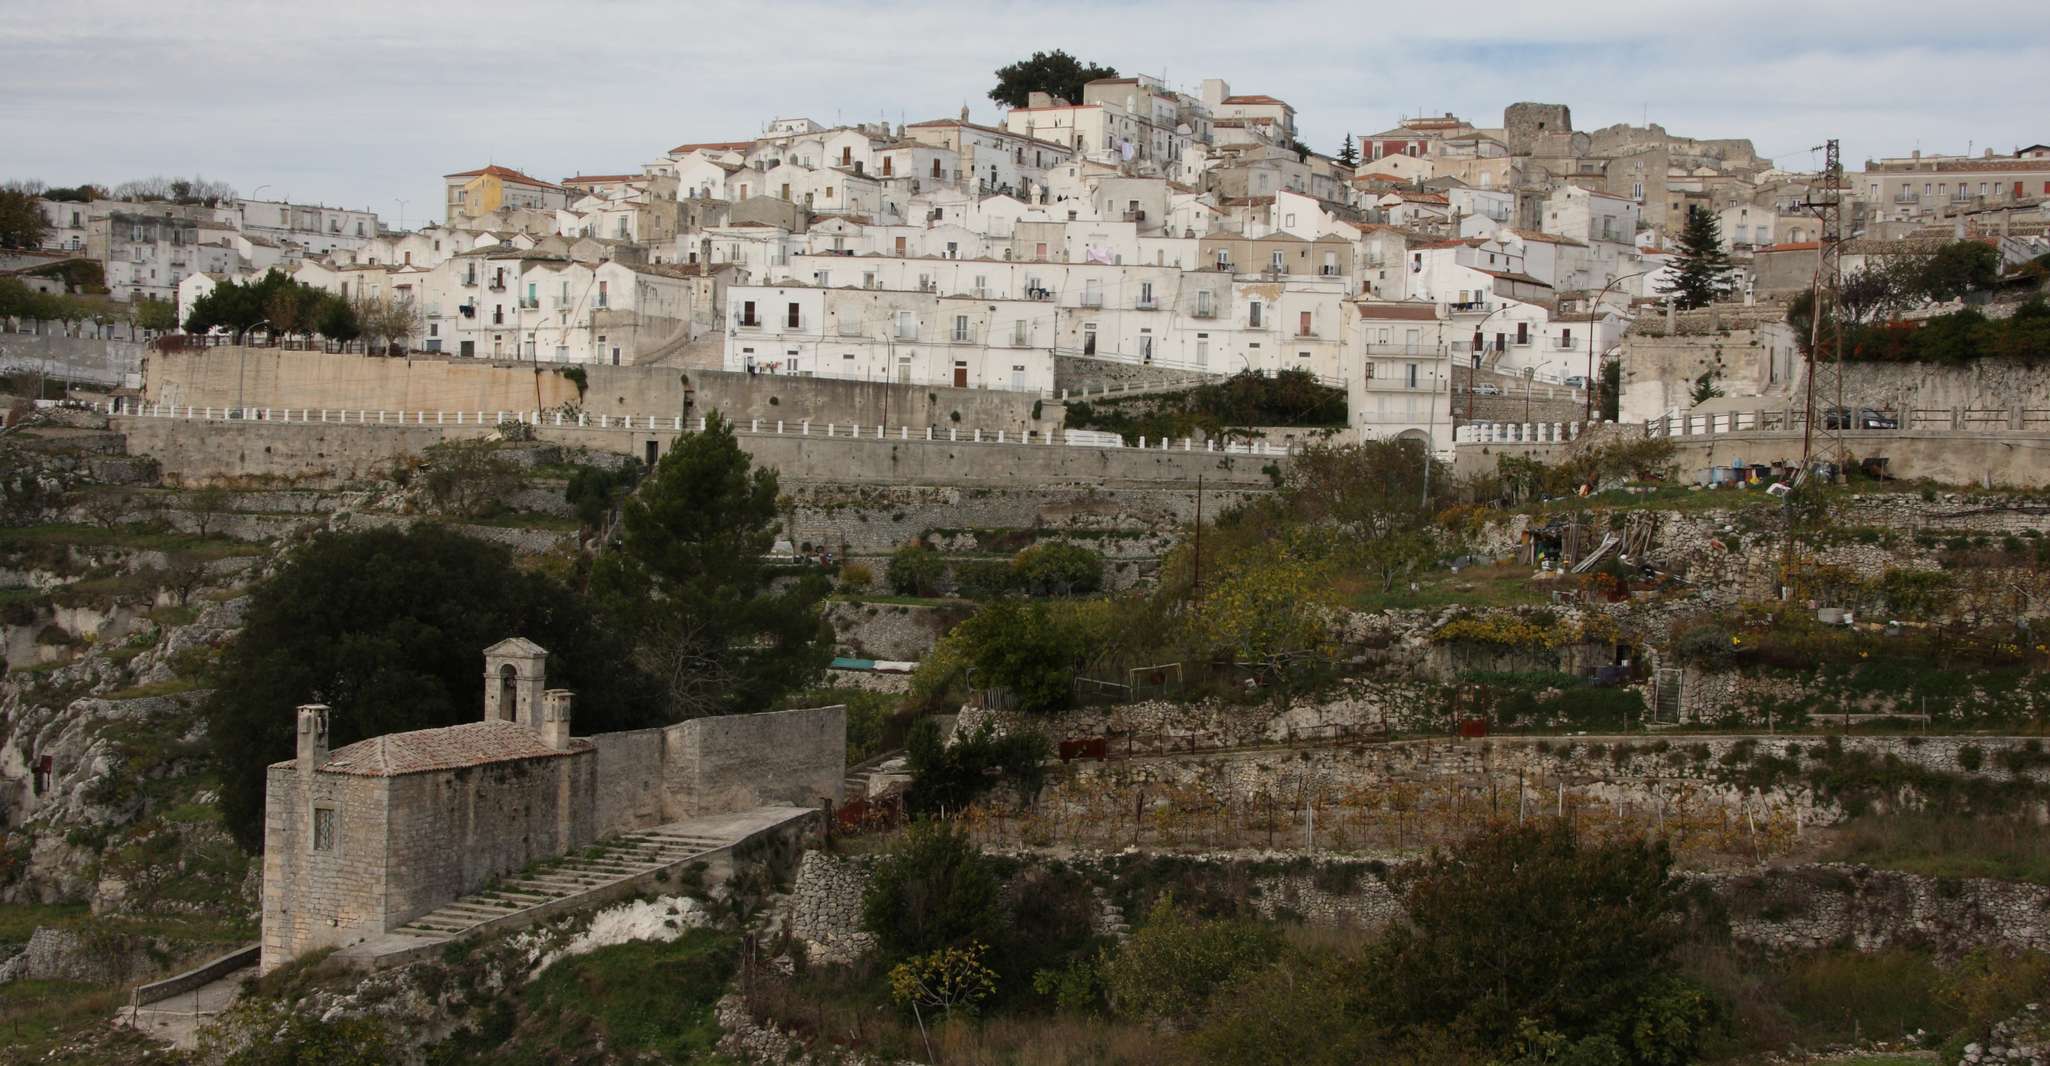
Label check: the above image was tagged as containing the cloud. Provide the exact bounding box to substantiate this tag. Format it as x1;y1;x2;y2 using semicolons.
3;0;2045;221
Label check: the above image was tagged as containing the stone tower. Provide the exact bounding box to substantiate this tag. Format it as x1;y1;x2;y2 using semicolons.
482;637;548;728
1504;102;1573;157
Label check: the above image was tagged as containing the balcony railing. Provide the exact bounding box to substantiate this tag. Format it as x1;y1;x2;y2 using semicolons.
488;281;507;292
1136;297;1158;310
1080;294;1104;308
519;298;539;309
1122;209;1146;222
1191;306;1217;319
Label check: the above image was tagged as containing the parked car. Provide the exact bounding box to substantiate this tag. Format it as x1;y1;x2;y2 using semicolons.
1563;375;1588;390
1472;383;1502;396
1824;406;1898;430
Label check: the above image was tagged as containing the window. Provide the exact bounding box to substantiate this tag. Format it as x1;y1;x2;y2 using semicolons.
953;314;969;342
1195;335;1209;367
1270;250;1284;271
312;808;336;851
741;300;758;326
1139;281;1153;307
1298;311;1313;337
1139;334;1154;361
895;310;915;339
1012;320;1028;345
1406;363;1418;388
597;281;608;307
1249;301;1262;327
1516;321;1529;346
1561;328;1573;347
787;301;801;328
1196;290;1214;317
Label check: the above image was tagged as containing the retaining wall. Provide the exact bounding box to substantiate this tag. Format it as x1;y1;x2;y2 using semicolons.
143;348;1050;433
113;414;1284;488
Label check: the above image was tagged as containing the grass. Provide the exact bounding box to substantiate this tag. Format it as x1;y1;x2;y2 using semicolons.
1823;812;2050;884
495;928;737;1061
0;979;127;1061
99;677;203;701
831;591;970;608
0;903;91;946
0;522;263;559
1342;560;1555;611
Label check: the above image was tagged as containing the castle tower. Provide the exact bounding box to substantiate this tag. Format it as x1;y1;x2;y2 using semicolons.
482;637;548;729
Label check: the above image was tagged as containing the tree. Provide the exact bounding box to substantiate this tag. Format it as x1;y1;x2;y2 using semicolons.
133;297;178;333
1100;895;1282;1023
420;439;521;518
943;598;1088;713
861;819;1001;961
1371;822;1707;1060
314;293;359;347
589;411;830;719
1919;239;2001;301
1657;206;1733;310
0;186;50;250
988;50;1118;109
356;295;421;355
1336;134;1360;168
1009;541;1103;596
904;717;1050;813
204;525;662;850
185;484;232;537
1597;357;1621;422
887;543;945;596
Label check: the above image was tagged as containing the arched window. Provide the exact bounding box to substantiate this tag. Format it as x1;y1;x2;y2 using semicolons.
498;664;518;721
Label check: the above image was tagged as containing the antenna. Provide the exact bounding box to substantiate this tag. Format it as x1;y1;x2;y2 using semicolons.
1799;137;1849;475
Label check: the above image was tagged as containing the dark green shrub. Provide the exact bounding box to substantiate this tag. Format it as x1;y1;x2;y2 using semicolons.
886;544;945;596
1010;541;1104;597
861;819;1001;962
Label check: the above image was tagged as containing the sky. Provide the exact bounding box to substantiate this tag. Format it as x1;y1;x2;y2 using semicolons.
4;0;2046;228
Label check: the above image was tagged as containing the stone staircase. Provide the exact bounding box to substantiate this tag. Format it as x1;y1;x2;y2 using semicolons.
390;825;731;940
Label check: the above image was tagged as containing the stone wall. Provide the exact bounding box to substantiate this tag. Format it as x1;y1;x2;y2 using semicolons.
0;330;145;388
588;728;668;837
144;348;1049;434
1054;354;1215;394
823;602;969;661
261;763;389;971
114;415;1284;489
787;482;1249;556
1618;326;1798;424
789;851;878;964
1713;864;2050;955
671;706;845;818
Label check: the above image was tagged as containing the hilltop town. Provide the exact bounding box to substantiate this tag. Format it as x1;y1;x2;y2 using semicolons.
5;48;2050;1066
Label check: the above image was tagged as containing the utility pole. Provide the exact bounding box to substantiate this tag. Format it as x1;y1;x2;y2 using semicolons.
1192;474;1204;601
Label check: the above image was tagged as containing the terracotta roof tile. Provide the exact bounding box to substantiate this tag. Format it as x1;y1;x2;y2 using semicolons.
443;165;563;190
318;721;586;777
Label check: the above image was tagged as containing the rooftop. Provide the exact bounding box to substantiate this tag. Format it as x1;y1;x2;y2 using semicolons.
316;720;587;778
444;165;564;190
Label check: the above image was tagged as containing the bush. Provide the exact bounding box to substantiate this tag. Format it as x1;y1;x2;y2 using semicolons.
887;544;945;597
564;462;638;530
1100;895;1282;1023
951;559;1016;600
422;439;520;518
862;820;1002;962
837;562;874;592
1010;541;1105;597
946;599;1089;713
904;718;1049;814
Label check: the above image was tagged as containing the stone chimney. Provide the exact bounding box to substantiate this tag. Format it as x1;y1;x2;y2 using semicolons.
541;690;574;750
295;704;330;776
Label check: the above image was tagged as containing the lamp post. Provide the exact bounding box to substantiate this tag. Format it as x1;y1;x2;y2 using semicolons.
1524;358;1558;426
394;198;408;232
1585;270;1648;423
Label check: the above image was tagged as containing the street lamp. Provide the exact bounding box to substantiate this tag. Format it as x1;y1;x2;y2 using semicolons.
1586;270;1649;423
1524;358;1558;425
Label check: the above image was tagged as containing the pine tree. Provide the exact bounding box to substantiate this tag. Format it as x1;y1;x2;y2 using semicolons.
1658;206;1734;309
1336;134;1360;168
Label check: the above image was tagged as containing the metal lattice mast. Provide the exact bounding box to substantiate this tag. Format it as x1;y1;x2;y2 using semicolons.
1801;139;1850;475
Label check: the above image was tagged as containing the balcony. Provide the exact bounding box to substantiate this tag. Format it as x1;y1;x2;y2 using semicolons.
895;326;918;341
1122;209;1147;223
1080;293;1104;309
1893;192;1920;205
1449;300;1487;312
951;329;970;343
519;298;539;309
488;282;507;292
1191;306;1217;319
1136;297;1158;310
735;314;762;329
462;275;478;287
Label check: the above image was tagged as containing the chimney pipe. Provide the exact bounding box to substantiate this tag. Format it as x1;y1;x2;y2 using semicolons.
296;704;331;775
541;690;574;750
